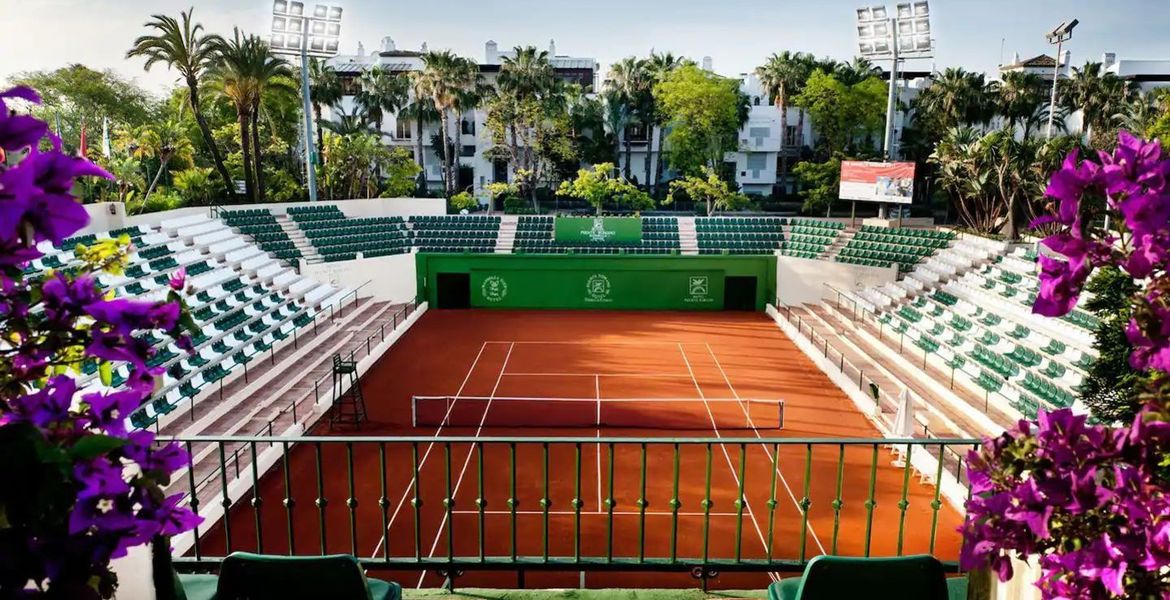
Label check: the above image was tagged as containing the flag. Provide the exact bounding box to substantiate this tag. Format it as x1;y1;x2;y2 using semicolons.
78;121;87;158
101;117;111;158
54;112;62;138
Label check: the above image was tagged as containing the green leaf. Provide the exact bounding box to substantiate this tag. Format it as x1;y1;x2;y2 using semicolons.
69;434;128;460
99;361;113;387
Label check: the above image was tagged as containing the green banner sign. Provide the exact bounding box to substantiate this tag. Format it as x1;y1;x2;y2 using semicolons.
554;217;643;244
471;268;723;310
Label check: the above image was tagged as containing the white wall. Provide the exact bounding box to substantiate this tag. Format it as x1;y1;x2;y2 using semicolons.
299;251;417;304
73;198;447;238
775;254;896;306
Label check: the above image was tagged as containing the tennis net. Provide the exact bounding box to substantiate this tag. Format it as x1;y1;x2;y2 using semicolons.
411;396;785;430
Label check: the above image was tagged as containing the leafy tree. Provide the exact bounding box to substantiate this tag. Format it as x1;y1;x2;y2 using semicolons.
791;155;842;216
126;9;234;200
120;119;194;207
556;162;652;214
448;191;479;212
793;69;886;158
381;147;423;197
664;166;750;216
8;65;158;156
173;166;217;206
995;71;1048;137
1080;266;1145;423
653;64;746;176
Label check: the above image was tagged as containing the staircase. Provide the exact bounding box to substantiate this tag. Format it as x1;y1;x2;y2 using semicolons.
495;215;517;253
164;300;414;511
676;217;699;255
276;214;321;265
820;226;857;260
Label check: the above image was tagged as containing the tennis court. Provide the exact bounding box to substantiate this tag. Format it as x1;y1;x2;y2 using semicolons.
192;310;966;590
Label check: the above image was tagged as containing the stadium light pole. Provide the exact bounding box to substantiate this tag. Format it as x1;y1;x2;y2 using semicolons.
270;1;343;202
1045;19;1078;139
855;2;932;220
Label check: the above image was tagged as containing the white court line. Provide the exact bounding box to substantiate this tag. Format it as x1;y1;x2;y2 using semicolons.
368;341;489;560
503;372;693;378
481;340;690;345
677;344;779;583
416;342;515;588
704;343;827;556
448;509;749;517
594;375;602;512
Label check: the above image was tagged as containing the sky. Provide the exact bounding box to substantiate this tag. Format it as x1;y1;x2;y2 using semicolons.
3;0;1170;96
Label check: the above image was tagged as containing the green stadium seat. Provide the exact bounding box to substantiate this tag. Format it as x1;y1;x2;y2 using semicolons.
766;555;959;600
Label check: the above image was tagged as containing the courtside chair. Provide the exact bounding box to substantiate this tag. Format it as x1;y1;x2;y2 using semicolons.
766;555;966;600
182;552;402;600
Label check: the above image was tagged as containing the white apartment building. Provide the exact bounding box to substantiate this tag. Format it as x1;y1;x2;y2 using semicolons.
327;37;598;197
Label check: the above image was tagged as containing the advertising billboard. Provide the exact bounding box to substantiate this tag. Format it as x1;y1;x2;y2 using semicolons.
839;161;916;205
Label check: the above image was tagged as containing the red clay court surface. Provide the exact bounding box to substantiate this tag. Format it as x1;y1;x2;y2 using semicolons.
196;310;965;590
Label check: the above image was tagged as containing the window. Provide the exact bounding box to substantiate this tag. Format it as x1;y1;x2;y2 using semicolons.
625;124;648;142
785;125;798;147
753;96;761;106
748;126;770;149
460;145;476;157
746;153;767;177
461;112;476;135
394;120;412;140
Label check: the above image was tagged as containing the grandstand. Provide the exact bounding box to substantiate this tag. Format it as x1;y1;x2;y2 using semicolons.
56;199;1090;596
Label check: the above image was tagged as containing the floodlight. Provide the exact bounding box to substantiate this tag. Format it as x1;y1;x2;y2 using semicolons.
897;20;912;35
273;0;288;14
873;21;889;36
313;3;328;18
913;1;929;16
288;1;303;16
857;8;870;21
896;3;913;18
872;6;887;19
915;17;930;33
326;23;341;37
311;20;326;35
272;16;287;32
328;6;343;20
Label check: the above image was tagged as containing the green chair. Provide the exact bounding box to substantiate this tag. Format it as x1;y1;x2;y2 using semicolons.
199;552;401;600
767;555;963;600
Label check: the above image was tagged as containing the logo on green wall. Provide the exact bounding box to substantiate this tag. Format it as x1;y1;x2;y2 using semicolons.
584;218;616;242
585;273;612;302
481;275;508;302
685;275;713;304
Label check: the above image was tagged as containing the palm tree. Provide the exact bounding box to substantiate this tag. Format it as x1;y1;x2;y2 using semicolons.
357;68;410;132
322;107;380;136
308;59;343;166
833;57;880;85
498;46;556;184
601;90;631;167
398;96;440;192
411;51;482;197
915;68;992;132
1061;61;1137;140
104;156;146;203
125;119;194;210
208;30;293;202
996;71;1046;136
757;51;808;195
644;52;685;195
606;57;651;181
127;9;233;200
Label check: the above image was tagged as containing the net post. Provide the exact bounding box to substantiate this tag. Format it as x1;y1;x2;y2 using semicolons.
410;395;417;428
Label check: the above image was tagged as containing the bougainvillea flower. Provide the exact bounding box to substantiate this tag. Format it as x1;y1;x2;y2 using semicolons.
1033;254;1091;317
0;86;48;153
84;298;180;334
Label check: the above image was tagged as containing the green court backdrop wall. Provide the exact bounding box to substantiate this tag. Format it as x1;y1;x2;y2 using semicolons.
416;254;777;311
554;217;643;244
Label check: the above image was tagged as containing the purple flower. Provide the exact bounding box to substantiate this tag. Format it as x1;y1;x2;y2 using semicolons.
84;298;180;335
168;267;186;292
1033;254;1091;317
73;458;131;501
7;376;77;428
0;86;48;153
122;431;189;476
82;388;147;436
